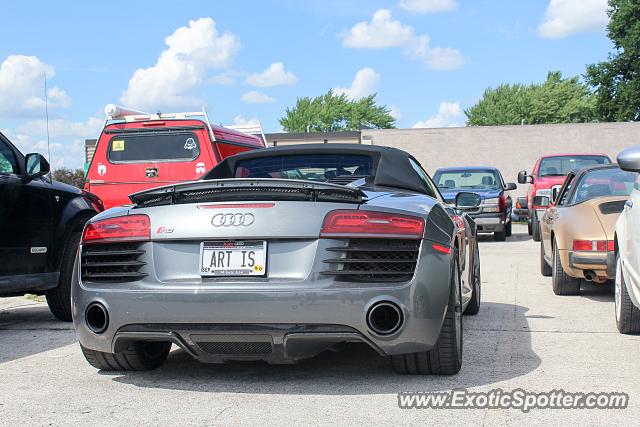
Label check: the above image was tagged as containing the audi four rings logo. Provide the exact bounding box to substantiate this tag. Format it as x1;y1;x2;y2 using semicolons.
211;213;255;227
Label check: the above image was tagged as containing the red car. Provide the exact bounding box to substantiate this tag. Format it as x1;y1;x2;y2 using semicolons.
85;105;266;209
517;153;611;241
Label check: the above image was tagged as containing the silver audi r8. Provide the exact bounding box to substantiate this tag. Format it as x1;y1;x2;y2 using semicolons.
72;144;482;375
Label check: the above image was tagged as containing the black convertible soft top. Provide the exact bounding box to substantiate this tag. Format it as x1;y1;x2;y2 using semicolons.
203;144;427;194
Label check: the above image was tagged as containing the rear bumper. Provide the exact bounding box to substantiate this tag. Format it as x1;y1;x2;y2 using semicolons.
72;242;453;363
568;251;615;279
469;213;506;233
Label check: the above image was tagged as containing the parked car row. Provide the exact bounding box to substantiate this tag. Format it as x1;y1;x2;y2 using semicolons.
530;146;640;336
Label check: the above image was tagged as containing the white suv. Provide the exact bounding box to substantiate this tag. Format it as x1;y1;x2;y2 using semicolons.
614;146;640;334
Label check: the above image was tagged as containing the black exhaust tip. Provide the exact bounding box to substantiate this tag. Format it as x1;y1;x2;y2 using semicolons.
85;303;109;334
367;302;403;335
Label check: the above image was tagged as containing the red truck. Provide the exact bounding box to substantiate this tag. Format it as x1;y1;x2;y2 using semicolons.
517;153;611;241
85;105;266;209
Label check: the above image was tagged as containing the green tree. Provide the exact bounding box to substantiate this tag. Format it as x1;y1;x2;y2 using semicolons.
52;167;85;189
279;90;395;132
465;71;596;126
585;0;640;121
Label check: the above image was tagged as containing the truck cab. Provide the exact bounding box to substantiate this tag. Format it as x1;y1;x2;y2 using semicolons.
518;153;611;241
85;105;266;209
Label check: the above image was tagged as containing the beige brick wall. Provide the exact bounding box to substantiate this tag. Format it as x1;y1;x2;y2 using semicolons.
362;122;640;195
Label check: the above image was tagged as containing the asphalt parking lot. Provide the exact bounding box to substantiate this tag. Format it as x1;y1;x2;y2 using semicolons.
1;224;639;425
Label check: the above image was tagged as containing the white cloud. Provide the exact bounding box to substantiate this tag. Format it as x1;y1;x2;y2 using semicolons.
341;9;414;49
413;101;464;128
340;9;464;70
389;104;401;120
232;115;260;127
0;55;71;119
2;126;87;169
121;18;241;110
241;90;275;104
538;0;609;38
245;62;298;87
406;35;465;70
334;67;380;100
399;0;459;14
16;117;103;139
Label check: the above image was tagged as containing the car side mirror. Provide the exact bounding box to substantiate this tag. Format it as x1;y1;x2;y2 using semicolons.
618;146;640;172
551;187;559;203
25;153;50;180
505;182;517;191
455;192;481;210
533;195;550;207
517;170;531;184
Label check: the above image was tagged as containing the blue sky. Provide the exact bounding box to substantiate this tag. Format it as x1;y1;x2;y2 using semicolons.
0;0;612;168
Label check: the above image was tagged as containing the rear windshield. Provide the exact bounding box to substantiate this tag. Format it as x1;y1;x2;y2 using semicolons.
433;169;501;190
538;156;610;177
107;132;200;163
234;154;373;181
570;168;637;204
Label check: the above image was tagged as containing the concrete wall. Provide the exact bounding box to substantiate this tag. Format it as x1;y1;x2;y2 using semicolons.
362;122;640;195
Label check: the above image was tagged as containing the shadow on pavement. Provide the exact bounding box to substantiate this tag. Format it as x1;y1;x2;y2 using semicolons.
477;229;532;244
110;302;541;395
0;300;76;364
579;280;614;302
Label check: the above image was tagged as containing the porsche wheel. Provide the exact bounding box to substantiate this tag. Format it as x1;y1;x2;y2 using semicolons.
80;342;171;371
614;254;640;334
552;240;580;295
392;253;462;375
540;240;552;277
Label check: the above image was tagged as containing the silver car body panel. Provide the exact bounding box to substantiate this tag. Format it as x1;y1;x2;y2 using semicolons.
73;172;477;364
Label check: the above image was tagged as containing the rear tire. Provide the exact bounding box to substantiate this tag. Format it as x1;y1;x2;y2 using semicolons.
464;242;481;315
532;214;541;242
615;254;640;334
505;221;512;237
552;240;580;295
80;342;171;371
493;229;506;241
540;240;552;277
46;233;80;321
391;253;462;375
527;220;532;236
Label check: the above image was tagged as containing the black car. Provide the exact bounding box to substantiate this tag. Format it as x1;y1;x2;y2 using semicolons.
0;132;103;320
433;166;517;241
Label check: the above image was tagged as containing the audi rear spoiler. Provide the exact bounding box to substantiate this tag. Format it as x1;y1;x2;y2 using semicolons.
129;179;367;208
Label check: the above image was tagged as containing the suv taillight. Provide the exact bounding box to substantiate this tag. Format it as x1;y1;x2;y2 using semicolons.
82;215;150;244
320;210;425;239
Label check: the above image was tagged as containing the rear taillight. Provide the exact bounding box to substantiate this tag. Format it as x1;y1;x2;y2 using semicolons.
82;215;150;243
320;210;425;239
498;194;507;211
84;181;90;192
572;240;614;252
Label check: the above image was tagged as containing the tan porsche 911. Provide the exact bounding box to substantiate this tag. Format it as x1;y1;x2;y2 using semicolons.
538;164;637;295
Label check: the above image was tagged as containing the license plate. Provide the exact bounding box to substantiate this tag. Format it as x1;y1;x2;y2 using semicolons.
200;240;267;277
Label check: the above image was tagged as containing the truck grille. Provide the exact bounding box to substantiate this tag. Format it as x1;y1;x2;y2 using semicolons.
81;243;147;283
321;239;420;282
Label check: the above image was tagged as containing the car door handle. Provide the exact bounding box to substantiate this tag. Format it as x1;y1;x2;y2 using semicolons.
625;200;634;209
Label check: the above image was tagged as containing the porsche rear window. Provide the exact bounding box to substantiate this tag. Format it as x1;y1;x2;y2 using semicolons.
234;154;373;181
107;132;200;163
570;168;637;204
